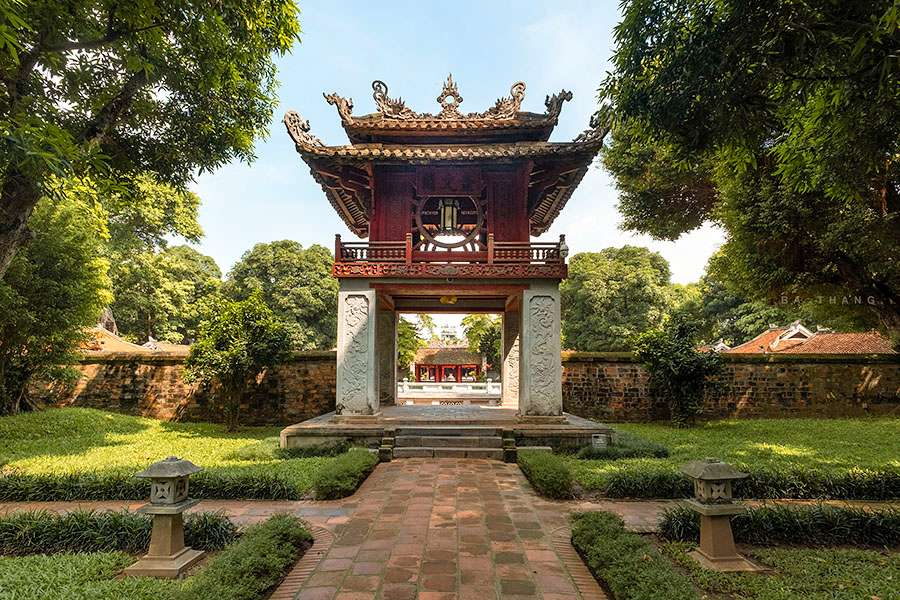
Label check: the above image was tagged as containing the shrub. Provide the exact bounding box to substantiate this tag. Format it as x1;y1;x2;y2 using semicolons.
571;512;697;600
0;470;303;501
177;514;312;600
583;463;900;500
0;509;238;555
312;448;378;500
633;314;722;426
517;450;574;499
184;291;292;431
659;504;900;548
575;431;669;460
276;440;350;459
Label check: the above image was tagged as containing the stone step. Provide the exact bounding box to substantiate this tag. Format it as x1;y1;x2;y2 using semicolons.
393;447;505;460
395;435;503;448
394;426;505;437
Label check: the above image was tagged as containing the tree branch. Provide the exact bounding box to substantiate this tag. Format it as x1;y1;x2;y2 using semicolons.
44;23;162;53
78;68;151;144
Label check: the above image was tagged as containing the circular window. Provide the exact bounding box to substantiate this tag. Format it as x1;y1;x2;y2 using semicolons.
414;195;484;249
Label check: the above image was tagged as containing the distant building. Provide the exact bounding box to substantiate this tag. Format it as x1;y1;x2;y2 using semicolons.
412;340;484;382
725;321;895;354
81;326;190;357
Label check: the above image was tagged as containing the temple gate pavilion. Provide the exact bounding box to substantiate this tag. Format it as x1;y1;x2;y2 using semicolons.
280;76;612;454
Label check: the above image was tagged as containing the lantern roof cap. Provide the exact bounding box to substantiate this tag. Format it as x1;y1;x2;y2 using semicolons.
680;458;748;481
136;456;202;479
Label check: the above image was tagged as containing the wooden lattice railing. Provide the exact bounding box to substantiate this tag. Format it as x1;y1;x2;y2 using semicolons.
335;234;567;265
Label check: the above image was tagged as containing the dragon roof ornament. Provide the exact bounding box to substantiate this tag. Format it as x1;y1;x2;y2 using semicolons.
321;76;571;123
283;111;323;148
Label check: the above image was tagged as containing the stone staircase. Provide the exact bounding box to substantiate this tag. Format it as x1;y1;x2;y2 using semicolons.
382;426;514;461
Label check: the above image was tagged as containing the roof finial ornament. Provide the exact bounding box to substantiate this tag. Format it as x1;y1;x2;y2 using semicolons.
372;80;415;120
544;89;573;121
573;110;612;144
324;92;354;122
436;74;464;119
283;111;323;147
479;81;526;119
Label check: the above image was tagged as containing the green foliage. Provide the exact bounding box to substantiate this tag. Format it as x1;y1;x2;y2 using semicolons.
664;542;900;600
185;292;291;430
561;246;673;351
461;314;500;370
177;514;311;600
417;314;437;340
112;244;222;344
659;503;900;548
517;450;573;499
0;509;238;555
574;431;669;460
0;187;111;413
312;448;379;500
397;317;425;373
0;515;312;600
600;0;900;336
224;241;338;350
570;511;697;600
633;315;722;425
0;408;339;500
0;551;171;600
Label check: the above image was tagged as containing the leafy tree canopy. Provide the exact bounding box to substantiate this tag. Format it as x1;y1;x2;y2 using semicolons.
111;244;221;344
223;241;337;350
561;246;673;351
397;317;424;374
0;180;111;413
461;314;501;372
601;0;900;335
0;0;300;277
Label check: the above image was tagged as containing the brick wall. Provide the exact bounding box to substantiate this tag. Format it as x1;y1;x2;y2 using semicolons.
33;351;336;426
35;351;900;424
562;352;900;421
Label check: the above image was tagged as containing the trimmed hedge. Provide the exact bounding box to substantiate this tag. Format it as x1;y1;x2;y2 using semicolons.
575;431;669;460
586;463;900;500
659;503;900;548
312;448;378;500
0;509;238;555
177;514;312;600
571;512;697;600
518;450;574;499
0;470;301;501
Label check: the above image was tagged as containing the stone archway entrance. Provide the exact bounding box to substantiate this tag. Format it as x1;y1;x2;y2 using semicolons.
336;280;562;420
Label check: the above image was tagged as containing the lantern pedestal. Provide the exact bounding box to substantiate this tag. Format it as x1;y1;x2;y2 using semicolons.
124;498;206;578
684;499;765;572
122;456;206;579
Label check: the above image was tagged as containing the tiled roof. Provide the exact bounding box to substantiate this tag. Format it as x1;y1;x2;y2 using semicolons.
777;331;895;354
288;139;603;162
414;345;482;365
725;326;895;354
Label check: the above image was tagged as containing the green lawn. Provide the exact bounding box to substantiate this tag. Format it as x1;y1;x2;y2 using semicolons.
0;408;332;497
572;418;900;493
664;542;900;600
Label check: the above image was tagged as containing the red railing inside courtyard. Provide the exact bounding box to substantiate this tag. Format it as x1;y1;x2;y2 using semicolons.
335;233;567;265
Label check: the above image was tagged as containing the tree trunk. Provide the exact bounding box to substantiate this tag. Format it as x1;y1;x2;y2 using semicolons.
0;171;42;280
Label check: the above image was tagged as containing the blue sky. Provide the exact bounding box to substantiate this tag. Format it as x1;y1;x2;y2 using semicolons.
190;0;724;293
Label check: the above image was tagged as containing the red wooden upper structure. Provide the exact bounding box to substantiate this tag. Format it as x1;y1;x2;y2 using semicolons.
283;76;607;279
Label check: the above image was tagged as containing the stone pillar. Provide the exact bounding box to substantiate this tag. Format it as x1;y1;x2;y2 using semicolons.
376;308;397;407
336;280;379;416
518;281;563;417
501;305;520;408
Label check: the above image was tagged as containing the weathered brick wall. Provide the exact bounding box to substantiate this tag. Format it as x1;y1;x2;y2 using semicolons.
33;352;336;426
562;352;900;421
35;351;900;423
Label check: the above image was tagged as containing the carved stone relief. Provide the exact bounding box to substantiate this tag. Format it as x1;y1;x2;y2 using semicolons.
338;294;369;412
528;295;558;414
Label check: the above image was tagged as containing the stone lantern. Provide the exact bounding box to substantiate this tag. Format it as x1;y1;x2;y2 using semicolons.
123;456;205;578
680;458;762;572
